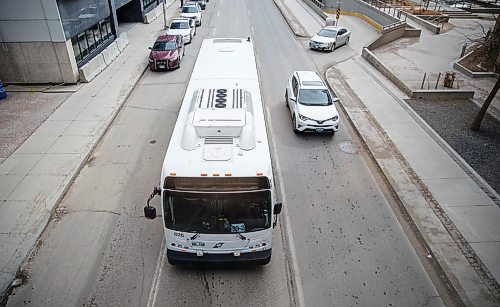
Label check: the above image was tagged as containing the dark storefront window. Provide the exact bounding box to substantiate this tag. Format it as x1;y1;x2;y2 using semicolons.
143;0;157;10
57;0;111;39
57;0;115;66
70;16;113;66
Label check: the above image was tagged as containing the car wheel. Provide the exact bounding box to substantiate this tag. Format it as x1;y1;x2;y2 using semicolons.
292;115;299;134
330;43;336;52
345;36;349;45
190;34;192;43
285;91;289;108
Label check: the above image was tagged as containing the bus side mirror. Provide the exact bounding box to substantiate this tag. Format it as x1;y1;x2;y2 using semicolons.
144;205;156;219
274;203;282;215
144;186;161;220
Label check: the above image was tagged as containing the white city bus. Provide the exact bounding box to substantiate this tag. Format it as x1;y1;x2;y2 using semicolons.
144;38;282;265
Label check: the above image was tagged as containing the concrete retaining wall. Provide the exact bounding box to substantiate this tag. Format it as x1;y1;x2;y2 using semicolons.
102;41;120;65
362;47;413;96
79;32;129;83
144;5;163;23
116;32;129;52
325;0;400;27
301;0;328;19
369;24;406;49
79;53;106;83
405;13;441;34
453;62;498;78
405;28;422;37
411;89;475;99
363;47;477;99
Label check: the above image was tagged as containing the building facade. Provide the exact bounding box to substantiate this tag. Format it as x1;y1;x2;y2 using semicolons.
0;0;161;84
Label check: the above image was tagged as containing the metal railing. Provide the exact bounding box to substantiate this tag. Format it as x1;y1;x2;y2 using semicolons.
308;0;325;9
361;0;409;22
421;72;460;89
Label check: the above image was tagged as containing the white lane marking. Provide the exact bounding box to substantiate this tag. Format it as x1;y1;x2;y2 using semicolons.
147;239;166;307
212;27;216;35
218;10;220;16
264;106;305;307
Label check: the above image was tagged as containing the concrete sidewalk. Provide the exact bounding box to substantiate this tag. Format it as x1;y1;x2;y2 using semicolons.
0;0;178;297
277;0;499;305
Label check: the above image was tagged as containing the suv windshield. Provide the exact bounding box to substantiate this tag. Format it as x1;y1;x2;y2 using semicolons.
318;28;337;38
152;41;177;51
182;6;198;13
298;89;332;106
164;191;272;233
170;21;189;29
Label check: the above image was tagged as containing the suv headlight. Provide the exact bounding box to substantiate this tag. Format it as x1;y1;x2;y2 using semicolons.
148;58;154;63
298;114;312;121
327;116;339;121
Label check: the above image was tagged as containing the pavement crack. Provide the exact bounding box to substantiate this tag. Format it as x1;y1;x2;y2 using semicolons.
69;209;121;216
200;270;213;304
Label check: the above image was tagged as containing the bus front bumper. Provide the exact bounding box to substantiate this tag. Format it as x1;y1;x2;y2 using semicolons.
167;249;271;265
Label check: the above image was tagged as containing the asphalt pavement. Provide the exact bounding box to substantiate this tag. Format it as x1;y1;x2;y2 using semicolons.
0;0;499;305
276;1;499;305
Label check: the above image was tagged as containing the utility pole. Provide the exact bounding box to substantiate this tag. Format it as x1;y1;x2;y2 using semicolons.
163;0;167;30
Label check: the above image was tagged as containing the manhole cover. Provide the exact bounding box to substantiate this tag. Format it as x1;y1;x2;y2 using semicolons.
339;141;357;154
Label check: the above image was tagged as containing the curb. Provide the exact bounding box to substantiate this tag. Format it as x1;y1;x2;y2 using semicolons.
0;0;177;301
272;0;310;38
325;62;499;305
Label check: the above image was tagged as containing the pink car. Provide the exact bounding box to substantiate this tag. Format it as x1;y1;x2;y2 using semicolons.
148;35;185;70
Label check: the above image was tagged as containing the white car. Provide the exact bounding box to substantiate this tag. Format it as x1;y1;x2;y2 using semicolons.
285;71;340;135
180;5;202;26
309;26;350;52
166;18;196;44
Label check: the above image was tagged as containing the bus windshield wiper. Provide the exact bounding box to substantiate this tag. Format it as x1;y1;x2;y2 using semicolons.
190;232;201;240
235;233;246;241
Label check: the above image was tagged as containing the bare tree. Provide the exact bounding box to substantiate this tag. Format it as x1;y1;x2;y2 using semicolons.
471;76;500;131
481;14;500;73
470;15;500;131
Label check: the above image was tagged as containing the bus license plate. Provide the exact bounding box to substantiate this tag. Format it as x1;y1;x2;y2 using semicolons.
158;65;165;69
316;128;324;132
192;241;205;247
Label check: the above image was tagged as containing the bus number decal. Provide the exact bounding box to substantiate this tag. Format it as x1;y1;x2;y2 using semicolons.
173;232;184;237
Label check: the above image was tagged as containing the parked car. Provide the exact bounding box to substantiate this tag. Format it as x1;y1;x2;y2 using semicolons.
166;18;196;44
148;35;184;70
309;26;350;52
285;71;340;135
180;5;202;26
186;0;206;10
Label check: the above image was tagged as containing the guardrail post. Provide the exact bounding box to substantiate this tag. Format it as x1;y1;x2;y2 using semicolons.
421;72;427;89
435;72;441;89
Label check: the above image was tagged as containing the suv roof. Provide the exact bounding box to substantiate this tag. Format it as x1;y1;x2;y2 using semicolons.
295;71;326;88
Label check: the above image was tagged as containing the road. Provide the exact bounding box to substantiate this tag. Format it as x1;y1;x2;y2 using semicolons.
7;0;444;306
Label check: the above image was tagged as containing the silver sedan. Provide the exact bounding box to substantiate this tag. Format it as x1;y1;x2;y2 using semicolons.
309;26;351;52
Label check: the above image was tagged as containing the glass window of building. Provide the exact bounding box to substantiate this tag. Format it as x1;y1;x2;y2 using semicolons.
143;0;157;10
71;37;82;62
86;28;96;53
77;33;89;59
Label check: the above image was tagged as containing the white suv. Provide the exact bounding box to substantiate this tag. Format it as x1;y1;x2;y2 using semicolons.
180;4;202;26
285;71;340;135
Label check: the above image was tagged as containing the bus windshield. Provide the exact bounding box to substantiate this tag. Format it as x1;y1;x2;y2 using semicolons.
164;190;271;233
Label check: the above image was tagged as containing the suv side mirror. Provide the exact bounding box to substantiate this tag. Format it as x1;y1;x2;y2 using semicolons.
274;203;283;215
148;46;152;50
